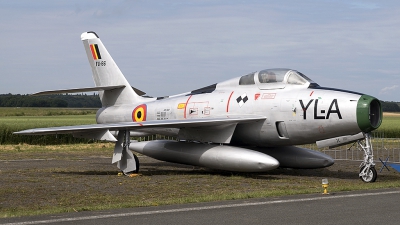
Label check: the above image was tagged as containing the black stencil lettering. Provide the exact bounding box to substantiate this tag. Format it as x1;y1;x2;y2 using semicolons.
314;99;325;119
326;99;342;119
299;99;314;119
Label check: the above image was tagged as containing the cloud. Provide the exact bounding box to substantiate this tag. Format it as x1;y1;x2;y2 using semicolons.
380;85;399;94
1;0;400;101
349;2;380;10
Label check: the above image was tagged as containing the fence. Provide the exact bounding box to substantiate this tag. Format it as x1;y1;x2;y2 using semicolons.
301;133;400;163
136;133;400;163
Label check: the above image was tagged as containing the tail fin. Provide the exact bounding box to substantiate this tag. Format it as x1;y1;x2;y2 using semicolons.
81;31;142;106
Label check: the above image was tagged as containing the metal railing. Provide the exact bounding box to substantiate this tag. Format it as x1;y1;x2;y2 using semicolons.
136;132;400;163
304;132;400;163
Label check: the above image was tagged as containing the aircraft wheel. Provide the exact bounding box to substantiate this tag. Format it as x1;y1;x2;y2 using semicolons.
122;154;140;175
359;166;377;183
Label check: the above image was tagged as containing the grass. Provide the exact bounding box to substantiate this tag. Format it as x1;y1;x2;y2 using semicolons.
377;113;400;138
0;114;96;130
1;143;400;218
0;107;97;117
0;143;112;160
0;108;97;144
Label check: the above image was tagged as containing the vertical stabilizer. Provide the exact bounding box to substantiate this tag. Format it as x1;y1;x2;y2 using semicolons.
81;31;142;106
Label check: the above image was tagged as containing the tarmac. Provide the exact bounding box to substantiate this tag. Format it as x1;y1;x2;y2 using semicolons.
1;188;400;225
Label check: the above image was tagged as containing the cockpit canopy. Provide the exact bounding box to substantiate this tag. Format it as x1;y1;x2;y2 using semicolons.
239;69;319;88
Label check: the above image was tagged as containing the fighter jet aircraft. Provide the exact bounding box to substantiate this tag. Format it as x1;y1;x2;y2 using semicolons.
15;31;383;182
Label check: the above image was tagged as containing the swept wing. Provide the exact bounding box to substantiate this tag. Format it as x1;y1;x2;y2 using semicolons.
14;115;266;143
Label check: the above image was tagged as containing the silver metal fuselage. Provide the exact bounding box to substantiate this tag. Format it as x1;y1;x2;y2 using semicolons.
96;69;380;148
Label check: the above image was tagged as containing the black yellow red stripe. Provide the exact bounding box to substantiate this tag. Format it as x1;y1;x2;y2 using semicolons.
132;104;147;122
90;44;102;60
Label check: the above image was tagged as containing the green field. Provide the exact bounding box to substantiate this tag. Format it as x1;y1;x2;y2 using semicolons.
0;107;97;117
0;114;96;129
376;113;400;138
0;108;97;144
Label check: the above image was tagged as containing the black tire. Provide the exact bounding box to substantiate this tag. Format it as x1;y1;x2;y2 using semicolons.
359;166;377;183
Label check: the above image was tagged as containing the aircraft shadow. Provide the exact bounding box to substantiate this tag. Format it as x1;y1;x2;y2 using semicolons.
54;161;278;180
54;161;400;181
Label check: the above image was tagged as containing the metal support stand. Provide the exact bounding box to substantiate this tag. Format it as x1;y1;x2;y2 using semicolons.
379;157;390;173
358;133;377;182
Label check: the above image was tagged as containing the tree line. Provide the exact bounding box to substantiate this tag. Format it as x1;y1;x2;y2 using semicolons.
0;94;101;108
381;101;400;112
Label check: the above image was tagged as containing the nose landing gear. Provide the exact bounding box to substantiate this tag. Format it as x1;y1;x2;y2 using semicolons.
358;133;377;182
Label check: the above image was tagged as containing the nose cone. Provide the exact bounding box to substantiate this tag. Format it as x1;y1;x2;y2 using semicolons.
256;154;280;171
357;95;382;133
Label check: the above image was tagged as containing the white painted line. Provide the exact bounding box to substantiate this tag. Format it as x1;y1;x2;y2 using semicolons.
2;190;400;225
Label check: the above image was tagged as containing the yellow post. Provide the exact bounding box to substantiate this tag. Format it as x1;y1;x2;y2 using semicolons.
322;178;329;195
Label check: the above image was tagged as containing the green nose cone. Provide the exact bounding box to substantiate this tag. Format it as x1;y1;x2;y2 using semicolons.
357;95;382;133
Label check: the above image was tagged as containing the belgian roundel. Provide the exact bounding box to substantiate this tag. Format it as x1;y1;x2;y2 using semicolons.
132;104;147;122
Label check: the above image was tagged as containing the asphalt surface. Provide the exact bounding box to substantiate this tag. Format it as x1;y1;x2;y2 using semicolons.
1;188;400;225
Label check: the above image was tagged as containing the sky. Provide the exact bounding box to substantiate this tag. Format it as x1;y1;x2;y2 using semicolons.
1;0;400;101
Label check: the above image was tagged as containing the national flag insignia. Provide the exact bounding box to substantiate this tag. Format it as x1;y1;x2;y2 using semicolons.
255;93;260;100
132;104;147;122
89;44;102;60
236;93;248;107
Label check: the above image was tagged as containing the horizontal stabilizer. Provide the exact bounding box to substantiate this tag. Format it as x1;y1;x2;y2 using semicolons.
316;132;365;149
32;85;146;97
131;87;146;96
31;85;125;96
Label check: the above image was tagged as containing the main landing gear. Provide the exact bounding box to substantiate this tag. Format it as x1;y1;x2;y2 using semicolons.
358;133;377;182
112;130;139;176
